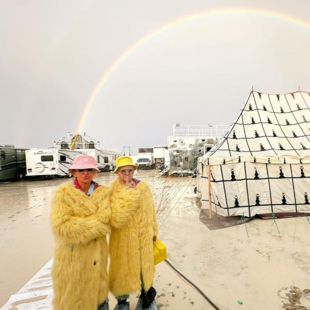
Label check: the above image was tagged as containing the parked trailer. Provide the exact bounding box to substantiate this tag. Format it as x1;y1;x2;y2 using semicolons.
99;150;119;171
0;145;27;181
53;132;119;171
26;148;85;177
81;149;118;171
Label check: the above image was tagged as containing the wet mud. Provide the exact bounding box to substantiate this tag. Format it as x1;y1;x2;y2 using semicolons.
1;171;310;310
278;286;310;310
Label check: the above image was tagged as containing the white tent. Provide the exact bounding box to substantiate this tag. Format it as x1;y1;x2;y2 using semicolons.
197;90;310;217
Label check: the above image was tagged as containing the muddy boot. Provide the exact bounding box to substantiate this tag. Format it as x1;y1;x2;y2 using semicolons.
136;287;157;310
113;295;129;310
98;298;109;310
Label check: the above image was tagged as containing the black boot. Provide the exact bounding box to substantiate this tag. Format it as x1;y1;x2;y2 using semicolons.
140;287;157;309
98;298;109;310
113;295;129;310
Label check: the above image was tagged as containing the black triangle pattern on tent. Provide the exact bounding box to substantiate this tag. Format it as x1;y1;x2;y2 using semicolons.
207;91;310;158
201;161;310;216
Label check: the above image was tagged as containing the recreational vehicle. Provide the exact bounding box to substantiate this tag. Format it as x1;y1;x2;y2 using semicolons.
54;132;119;171
82;149;118;171
26;148;85;177
0;145;27;181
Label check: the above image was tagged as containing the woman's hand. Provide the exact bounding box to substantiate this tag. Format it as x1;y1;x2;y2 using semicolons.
126;176;136;188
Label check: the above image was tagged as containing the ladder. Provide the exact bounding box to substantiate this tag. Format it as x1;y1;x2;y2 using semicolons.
155;167;169;178
69;134;79;149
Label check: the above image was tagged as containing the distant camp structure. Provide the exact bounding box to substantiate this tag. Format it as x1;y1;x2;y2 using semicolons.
54;132;119;172
167;124;227;175
55;132;100;150
197;90;310;217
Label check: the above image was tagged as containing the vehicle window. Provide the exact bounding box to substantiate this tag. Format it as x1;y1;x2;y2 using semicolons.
104;157;109;163
59;155;66;162
138;148;153;153
41;155;54;162
61;142;69;149
0;151;5;160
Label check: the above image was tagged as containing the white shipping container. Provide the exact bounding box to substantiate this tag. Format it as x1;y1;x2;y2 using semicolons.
153;146;168;160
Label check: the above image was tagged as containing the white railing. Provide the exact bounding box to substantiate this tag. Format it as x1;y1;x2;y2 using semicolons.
172;125;228;137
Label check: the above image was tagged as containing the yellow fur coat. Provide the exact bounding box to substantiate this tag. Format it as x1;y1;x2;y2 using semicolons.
50;183;110;310
109;179;158;296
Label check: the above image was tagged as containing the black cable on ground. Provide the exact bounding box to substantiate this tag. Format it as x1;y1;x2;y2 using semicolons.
164;259;220;310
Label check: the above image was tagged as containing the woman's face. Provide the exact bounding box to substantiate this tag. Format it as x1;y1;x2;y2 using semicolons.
72;169;96;186
116;165;135;185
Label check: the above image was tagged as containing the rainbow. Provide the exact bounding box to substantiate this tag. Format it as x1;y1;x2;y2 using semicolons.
77;8;310;133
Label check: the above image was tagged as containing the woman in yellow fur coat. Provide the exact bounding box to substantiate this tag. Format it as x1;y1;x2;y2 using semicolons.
109;156;158;310
50;155;111;310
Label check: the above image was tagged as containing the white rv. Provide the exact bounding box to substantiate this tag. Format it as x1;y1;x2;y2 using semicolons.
100;150;119;171
82;149;118;171
53;132;119;171
26;148;85;177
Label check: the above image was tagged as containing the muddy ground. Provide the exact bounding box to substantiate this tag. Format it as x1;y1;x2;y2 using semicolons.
1;170;310;310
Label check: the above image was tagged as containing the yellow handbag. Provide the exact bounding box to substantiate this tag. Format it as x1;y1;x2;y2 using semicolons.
153;238;167;265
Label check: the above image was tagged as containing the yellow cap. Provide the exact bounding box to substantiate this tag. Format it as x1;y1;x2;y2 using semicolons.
114;156;137;173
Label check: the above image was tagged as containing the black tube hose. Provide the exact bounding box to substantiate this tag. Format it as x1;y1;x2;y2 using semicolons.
164;259;221;310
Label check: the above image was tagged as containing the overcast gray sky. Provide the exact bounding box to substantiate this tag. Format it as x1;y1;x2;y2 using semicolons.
1;0;310;153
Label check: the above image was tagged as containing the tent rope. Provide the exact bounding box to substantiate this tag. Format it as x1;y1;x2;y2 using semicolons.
159;179;194;229
241;213;249;238
272;212;281;234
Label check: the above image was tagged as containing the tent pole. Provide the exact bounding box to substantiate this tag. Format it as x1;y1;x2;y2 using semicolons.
208;165;212;219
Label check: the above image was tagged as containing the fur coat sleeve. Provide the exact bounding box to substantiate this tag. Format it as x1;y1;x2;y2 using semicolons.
50;183;110;245
136;181;158;237
109;179;140;229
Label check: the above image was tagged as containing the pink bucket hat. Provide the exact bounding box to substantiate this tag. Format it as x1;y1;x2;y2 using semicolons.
69;155;99;171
